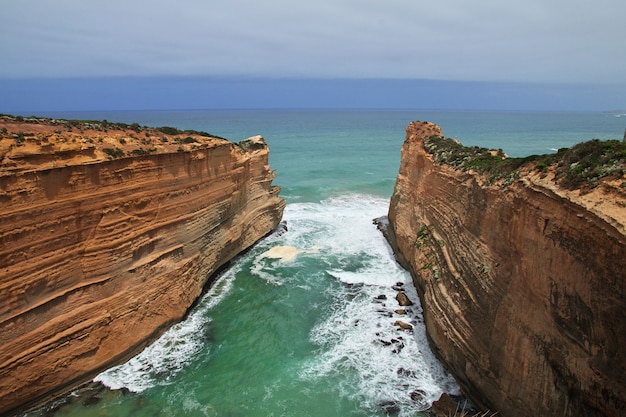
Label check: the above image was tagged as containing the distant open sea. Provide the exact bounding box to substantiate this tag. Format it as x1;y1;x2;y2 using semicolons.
22;109;625;417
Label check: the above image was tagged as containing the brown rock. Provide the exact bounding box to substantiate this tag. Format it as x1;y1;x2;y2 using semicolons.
394;320;413;331
387;121;626;417
431;393;458;417
395;291;414;306
0;117;285;415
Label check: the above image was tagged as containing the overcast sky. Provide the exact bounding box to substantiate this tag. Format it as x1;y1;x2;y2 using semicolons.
1;1;625;111
2;0;625;83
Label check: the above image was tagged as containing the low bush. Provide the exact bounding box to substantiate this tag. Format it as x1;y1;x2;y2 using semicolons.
424;135;626;189
103;147;124;158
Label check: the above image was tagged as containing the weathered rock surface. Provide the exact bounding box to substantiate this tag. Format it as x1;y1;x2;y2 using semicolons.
430;393;460;417
387;121;626;417
0;116;285;415
395;291;414;306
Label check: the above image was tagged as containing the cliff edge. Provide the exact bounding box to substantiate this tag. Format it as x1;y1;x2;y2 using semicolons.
0;116;285;415
387;121;625;417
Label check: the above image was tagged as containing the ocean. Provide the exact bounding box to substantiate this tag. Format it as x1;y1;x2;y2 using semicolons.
21;110;624;417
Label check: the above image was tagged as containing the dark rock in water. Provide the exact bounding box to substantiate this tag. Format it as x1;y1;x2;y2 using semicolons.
392;340;405;353
377;309;393;317
375;294;387;300
391;339;404;353
397;367;416;377
395;281;404;287
379;339;393;346
410;389;427;402
345;282;363;300
395;292;414;306
272;221;288;236
82;395;102;406
378;399;400;415
373;216;390;238
431;393;459;417
77;382;108;407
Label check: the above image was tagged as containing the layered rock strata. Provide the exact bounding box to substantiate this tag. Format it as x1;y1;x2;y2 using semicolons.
0;116;285;415
387;121;625;417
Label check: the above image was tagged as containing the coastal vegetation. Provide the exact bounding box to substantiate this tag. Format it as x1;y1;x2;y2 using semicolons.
0;113;232;164
0;114;225;140
423;132;626;189
103;147;124;158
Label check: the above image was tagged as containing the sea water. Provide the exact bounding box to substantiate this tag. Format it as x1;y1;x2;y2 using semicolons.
21;110;624;417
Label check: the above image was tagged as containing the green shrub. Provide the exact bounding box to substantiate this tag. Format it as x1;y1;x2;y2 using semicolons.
103;147;124;158
424;134;626;190
555;139;626;188
176;136;198;144
158;126;181;135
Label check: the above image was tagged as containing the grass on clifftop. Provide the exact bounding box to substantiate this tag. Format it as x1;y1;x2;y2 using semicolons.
424;134;626;190
0;114;226;140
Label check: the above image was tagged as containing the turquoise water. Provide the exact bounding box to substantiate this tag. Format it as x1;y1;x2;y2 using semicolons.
22;110;625;417
40;109;625;202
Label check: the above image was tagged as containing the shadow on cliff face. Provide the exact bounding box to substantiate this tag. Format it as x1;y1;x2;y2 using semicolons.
40;167;73;200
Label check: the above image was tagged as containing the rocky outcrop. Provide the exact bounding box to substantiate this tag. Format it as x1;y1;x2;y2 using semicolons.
387;121;626;417
0;116;285;415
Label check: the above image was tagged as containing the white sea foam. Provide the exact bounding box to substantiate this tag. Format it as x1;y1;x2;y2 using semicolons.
290;195;459;415
94;268;237;392
94;193;458;414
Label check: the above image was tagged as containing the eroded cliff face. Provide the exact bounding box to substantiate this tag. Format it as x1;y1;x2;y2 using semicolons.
388;122;625;417
0;116;285;415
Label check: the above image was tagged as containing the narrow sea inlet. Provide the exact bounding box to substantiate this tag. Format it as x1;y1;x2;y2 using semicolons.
45;196;457;417
22;109;625;417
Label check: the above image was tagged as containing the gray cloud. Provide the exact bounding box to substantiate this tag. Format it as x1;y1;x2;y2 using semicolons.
1;0;625;83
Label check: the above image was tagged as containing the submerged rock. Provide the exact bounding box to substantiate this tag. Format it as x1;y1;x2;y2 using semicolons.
378;400;400;416
410;389;426;402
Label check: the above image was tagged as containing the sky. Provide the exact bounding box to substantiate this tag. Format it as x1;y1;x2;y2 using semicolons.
1;0;625;111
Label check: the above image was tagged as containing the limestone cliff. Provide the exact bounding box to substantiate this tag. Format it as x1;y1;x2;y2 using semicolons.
387;121;626;417
0;116;285;415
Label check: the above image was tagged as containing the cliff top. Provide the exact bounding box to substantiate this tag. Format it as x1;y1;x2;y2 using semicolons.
0;114;244;176
407;120;626;233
